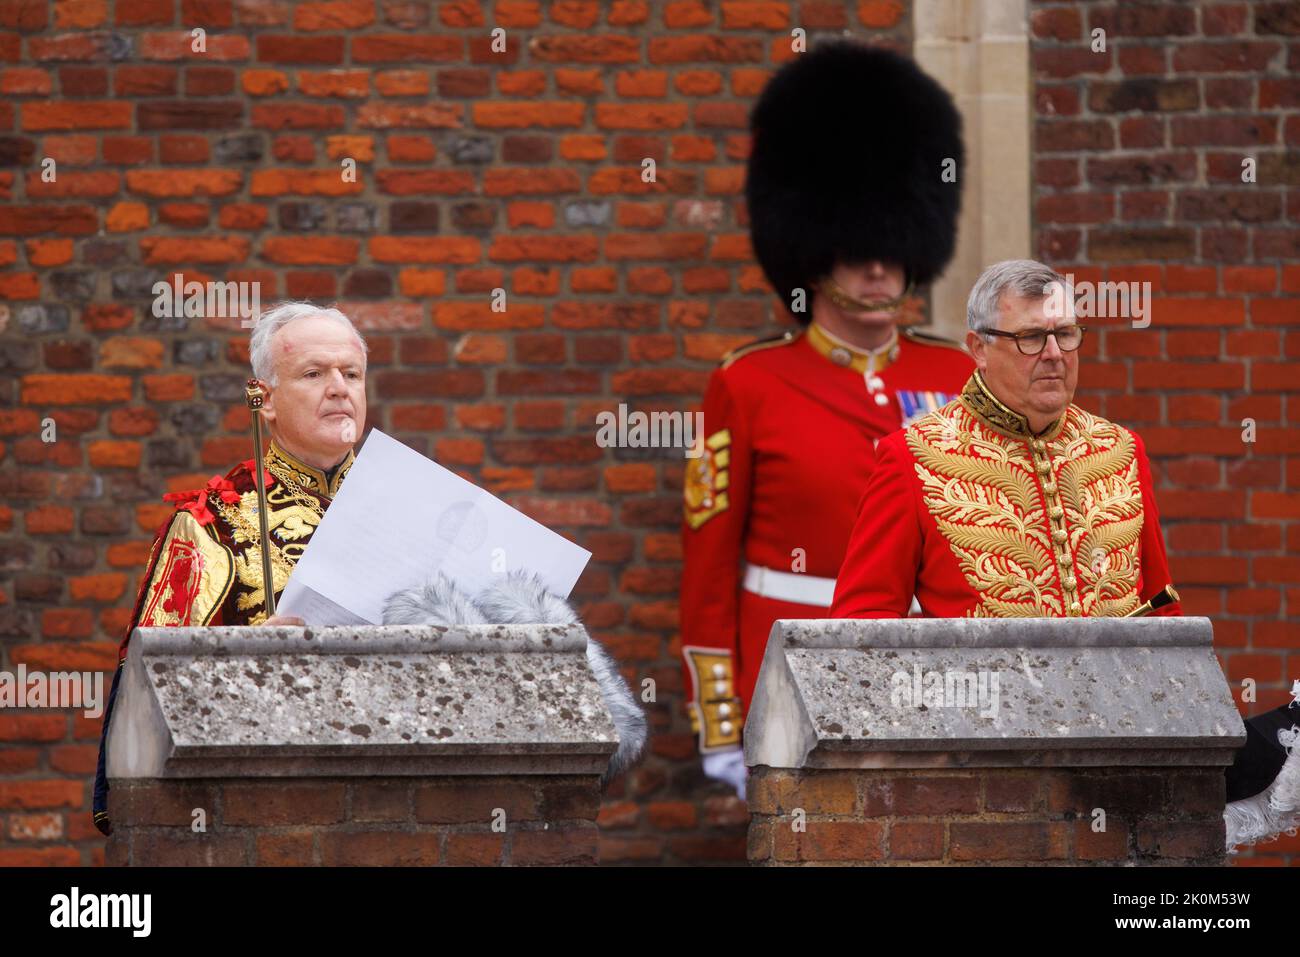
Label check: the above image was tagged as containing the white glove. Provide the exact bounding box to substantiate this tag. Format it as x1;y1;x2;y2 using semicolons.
702;747;747;800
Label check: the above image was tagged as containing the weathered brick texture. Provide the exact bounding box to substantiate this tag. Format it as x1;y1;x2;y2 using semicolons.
105;776;600;866
747;766;1228;866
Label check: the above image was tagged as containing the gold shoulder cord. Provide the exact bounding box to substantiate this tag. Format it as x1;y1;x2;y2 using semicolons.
720;329;799;369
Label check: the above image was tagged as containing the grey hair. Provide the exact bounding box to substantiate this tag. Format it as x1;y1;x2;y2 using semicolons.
966;259;1072;333
249;301;367;386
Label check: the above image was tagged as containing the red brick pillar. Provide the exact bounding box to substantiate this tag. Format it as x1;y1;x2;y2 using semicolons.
107;776;599;866
104;624;618;866
744;617;1243;866
747;766;1227;865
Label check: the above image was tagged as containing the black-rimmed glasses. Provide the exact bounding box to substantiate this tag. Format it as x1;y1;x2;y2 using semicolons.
980;325;1087;356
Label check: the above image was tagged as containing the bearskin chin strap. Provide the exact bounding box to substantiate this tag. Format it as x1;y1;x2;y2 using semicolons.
816;275;916;317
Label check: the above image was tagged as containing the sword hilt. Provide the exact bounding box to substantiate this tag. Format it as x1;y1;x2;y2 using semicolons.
1124;584;1180;618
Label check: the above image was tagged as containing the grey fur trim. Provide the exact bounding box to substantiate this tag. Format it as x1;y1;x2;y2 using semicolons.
381;570;647;786
382;573;487;626
474;571;580;626
1224;737;1300;853
583;635;649;786
474;572;646;786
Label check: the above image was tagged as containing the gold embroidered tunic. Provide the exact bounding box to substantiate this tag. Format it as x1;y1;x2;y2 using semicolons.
830;371;1181;620
95;442;353;833
117;441;354;656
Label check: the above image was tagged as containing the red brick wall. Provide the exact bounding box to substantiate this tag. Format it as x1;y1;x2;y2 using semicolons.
106;776;600;866
1030;0;1299;866
1;0;1295;868
0;0;913;868
748;767;1228;865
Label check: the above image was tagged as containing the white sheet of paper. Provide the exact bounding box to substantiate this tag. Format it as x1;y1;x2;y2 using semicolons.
276;429;592;626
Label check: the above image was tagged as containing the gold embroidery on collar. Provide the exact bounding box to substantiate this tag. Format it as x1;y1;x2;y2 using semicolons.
905;401;1143;618
265;441;354;497
958;371;1066;442
806;322;899;374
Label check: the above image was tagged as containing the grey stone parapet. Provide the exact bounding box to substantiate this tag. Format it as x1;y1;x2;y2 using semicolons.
744;617;1245;771
106;623;619;780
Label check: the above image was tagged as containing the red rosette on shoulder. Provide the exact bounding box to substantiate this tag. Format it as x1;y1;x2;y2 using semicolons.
162;474;243;527
227;457;275;490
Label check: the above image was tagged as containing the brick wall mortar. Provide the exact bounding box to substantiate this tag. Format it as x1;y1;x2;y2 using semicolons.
105;776;601;865
747;766;1227;865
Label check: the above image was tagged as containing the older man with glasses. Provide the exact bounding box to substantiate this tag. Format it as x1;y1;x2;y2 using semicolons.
830;258;1182;621
826;259;1300;855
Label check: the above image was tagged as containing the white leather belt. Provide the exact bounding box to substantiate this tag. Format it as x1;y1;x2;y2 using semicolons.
743;563;836;607
743;562;924;615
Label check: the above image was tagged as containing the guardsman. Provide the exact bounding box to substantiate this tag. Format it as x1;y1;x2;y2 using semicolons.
680;42;971;796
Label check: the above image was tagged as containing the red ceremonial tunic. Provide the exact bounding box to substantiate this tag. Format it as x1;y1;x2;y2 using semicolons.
831;370;1182;621
96;441;353;834
679;323;975;752
115;441;354;660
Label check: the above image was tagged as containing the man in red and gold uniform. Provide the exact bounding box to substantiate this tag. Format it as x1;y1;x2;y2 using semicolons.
92;301;368;834
826;260;1300;854
680;42;973;796
831;259;1182;621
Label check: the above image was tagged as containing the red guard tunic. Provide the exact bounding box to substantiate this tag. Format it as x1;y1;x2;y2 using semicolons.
831;370;1182;620
679;324;975;752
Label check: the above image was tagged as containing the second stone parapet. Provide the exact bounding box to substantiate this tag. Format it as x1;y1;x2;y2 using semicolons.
744;616;1244;865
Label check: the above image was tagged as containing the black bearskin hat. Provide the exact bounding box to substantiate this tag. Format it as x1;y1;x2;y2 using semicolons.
745;41;965;321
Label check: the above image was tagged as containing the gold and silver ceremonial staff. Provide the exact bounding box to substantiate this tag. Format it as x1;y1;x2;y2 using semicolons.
1124;584;1180;618
244;378;276;618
